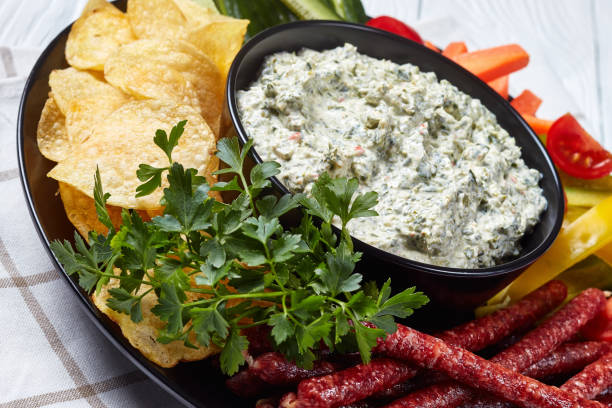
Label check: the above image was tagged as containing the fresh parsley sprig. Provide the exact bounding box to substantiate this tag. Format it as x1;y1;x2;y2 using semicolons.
50;121;429;375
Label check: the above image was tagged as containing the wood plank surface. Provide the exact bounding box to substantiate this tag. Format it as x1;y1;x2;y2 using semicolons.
595;0;611;148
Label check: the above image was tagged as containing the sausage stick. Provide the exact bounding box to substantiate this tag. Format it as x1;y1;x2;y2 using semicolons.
295;359;418;408
292;280;567;408
375;324;605;408
225;368;271;398
384;288;606;408
250;352;340;386
466;343;612;408
490;288;607;371
524;341;612;380
562;352;612;400
436;280;568;352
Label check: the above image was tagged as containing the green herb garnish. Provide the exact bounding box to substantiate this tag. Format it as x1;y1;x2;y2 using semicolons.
50;122;428;375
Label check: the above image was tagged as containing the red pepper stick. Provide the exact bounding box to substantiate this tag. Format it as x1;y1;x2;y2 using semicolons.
562;352;612;400
376;324;605;408
292;280;567;408
384;287;606;408
524;341;612;379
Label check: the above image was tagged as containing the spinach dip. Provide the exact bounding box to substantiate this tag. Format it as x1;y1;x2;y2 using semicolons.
237;44;547;269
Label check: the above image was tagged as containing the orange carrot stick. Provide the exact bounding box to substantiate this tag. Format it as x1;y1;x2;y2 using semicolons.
487;75;509;99
511;89;543;116
443;41;468;58
424;41;440;52
523;114;554;135
454;44;529;82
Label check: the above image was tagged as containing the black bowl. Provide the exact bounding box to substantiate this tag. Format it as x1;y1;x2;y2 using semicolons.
16;1;249;407
226;20;564;316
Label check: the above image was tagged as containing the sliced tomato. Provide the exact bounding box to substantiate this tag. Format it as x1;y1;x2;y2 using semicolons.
581;297;612;342
366;16;423;44
546;113;612;179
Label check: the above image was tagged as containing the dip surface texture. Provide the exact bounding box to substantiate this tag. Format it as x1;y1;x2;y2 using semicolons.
237;44;547;268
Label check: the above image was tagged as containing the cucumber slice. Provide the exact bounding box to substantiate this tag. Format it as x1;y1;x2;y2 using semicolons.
280;0;341;20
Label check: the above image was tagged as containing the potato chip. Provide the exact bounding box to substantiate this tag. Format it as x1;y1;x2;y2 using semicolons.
65;0;136;71
49;68;127;116
49;68;130;144
37;96;71;162
127;0;247;80
92;278;219;367
172;0;218;25
48;100;217;210
127;0;188;40
185;15;248;79
65;95;129;147
58;182;124;239
59;182;160;240
104;38;223;135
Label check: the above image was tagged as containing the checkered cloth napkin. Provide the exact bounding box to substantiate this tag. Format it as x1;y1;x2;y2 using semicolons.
0;47;182;408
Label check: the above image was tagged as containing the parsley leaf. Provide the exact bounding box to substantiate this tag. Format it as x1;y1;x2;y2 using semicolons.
220;330;249;376
107;287;143;323
93;167;114;231
154;120;186;163
135;164;166;197
269;313;294;344
151;283;185;336
191;307;229;347
163;163;213;233
313;242;361;296
50;127;429;376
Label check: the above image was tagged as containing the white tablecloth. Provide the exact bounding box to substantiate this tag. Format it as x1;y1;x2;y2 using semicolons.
0;1;604;407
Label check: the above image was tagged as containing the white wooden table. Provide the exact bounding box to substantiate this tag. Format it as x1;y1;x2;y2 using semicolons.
0;1;610;407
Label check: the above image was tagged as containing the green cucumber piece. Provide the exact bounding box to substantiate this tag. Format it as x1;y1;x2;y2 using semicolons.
215;0;299;39
280;0;341;20
328;0;368;23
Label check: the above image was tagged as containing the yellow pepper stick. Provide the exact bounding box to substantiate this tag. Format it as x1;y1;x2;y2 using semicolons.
596;243;612;266
565;206;587;224
489;195;612;305
565;186;612;208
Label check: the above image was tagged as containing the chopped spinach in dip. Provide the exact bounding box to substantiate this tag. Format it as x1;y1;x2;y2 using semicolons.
237;44;547;269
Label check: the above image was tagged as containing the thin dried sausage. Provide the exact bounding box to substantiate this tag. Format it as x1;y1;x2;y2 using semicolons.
385;287;606;408
562;352;612;400
524;341;612;379
376;324;604;408
296;359;418;408
437;280;567;351
251;352;340;386
293;281;567;407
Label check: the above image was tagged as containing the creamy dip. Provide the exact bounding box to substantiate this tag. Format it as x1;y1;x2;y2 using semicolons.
237;44;547;268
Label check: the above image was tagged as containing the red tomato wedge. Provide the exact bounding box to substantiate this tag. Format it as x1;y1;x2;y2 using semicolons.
546;113;612;179
366;16;423;44
581;297;612;342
